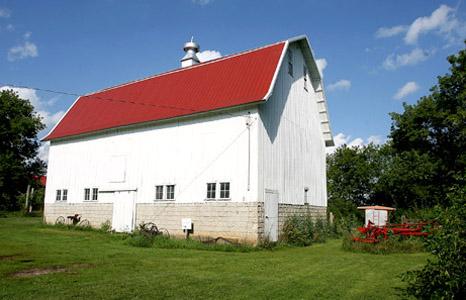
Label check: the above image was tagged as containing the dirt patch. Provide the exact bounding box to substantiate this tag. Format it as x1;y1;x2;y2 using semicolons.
0;255;20;261
10;263;94;278
11;266;67;277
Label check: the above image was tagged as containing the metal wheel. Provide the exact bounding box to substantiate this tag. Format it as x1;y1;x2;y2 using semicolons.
142;222;158;235
158;228;170;238
55;216;66;225
78;219;90;227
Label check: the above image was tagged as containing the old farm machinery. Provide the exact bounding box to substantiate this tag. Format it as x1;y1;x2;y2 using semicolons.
353;206;435;244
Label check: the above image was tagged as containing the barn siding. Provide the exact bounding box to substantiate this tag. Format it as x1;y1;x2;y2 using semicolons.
44;108;259;205
258;42;327;206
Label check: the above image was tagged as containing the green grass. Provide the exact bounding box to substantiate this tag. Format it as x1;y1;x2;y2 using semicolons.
0;217;428;299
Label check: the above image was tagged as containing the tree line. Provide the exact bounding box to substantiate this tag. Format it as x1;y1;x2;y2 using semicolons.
327;42;465;219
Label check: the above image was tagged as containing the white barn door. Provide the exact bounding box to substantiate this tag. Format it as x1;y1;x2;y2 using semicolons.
264;189;279;242
112;191;135;232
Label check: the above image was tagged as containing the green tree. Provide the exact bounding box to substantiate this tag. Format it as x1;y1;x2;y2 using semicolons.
389;42;466;207
403;176;466;298
327;143;391;220
0;89;45;211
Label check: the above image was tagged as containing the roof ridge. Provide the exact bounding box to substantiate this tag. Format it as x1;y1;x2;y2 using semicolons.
85;40;287;96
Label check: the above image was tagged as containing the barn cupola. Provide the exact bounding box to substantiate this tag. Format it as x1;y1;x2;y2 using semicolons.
181;37;200;67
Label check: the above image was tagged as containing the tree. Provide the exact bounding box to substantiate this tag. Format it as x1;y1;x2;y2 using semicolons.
327;143;391;220
389;42;466;207
0;89;45;211
403;176;466;298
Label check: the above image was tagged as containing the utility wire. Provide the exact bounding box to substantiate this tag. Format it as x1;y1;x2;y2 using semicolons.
176;117;258;199
0;83;245;118
1;83;196;113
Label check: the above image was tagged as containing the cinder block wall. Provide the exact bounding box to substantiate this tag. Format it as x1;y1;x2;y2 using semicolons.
257;203;327;240
136;202;261;243
277;204;327;234
44;203;113;227
43;202;327;244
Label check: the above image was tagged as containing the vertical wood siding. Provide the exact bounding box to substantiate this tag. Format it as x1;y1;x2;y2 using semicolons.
258;42;327;206
45;109;259;205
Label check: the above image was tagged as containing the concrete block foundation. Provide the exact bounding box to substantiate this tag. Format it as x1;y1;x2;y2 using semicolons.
44;202;326;243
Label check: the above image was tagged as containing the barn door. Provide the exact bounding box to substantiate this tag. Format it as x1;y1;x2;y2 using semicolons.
112;191;135;232
264;189;279;242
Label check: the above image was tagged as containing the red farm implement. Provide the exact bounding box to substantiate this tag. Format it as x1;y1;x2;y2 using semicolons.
353;221;435;244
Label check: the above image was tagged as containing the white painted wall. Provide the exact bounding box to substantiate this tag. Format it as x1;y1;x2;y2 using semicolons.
258;42;327;206
45;109;259;205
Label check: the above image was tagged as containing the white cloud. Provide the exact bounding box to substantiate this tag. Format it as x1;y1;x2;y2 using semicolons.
367;135;383;145
38;142;50;162
0;86;65;140
405;5;455;44
382;48;430;70
315;58;327;77
192;0;214;5
0;7;10;18
38;110;65;131
376;5;466;46
394;81;419;100
7;41;38;61
375;25;407;38
197;50;221;62
327;79;351;92
0;86;40;107
326;133;385;154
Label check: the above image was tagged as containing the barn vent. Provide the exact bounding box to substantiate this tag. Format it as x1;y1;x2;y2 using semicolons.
181;37;200;67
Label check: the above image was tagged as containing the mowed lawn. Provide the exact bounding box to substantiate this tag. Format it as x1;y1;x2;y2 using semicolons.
0;217;428;299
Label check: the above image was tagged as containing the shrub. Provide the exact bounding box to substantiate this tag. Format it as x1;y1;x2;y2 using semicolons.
127;232;154;248
100;220;112;232
402;182;466;298
281;215;332;246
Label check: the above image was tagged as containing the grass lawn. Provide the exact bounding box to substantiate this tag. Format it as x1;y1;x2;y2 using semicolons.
0;217;428;299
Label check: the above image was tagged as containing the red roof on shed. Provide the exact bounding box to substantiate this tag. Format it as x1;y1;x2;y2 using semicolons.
44;42;286;140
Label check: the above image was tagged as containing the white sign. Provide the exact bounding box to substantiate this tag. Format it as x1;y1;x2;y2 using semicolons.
181;218;192;230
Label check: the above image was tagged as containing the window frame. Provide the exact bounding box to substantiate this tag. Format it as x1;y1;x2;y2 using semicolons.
219;182;230;199
84;188;90;201
92;188;98;201
166;185;175;200
155;185;164;200
62;189;68;201
206;183;216;199
56;189;62;202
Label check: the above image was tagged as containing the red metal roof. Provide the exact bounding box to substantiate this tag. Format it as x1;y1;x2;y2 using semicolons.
45;42;286;140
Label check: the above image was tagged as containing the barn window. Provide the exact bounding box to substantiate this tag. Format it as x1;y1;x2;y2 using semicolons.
155;185;163;200
55;190;62;201
166;185;175;200
62;189;68;201
92;188;99;201
84;188;90;201
206;183;216;199
287;49;293;77
303;65;308;91
220;182;230;199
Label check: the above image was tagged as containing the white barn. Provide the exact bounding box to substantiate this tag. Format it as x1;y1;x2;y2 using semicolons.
43;35;334;243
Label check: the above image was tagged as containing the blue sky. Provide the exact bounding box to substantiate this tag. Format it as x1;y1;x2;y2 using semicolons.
1;0;465;157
